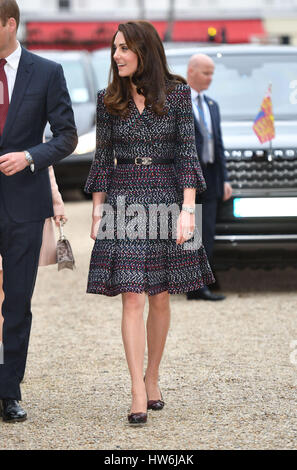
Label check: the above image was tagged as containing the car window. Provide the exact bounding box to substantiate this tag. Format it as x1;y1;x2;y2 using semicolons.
36;51;92;105
91;53;111;91
59;60;90;104
167;53;297;121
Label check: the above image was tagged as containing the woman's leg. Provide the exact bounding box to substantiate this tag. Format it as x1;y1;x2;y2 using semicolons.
121;292;147;414
0;272;4;343
145;291;170;400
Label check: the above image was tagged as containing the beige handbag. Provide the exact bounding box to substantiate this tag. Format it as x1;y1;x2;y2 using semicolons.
56;220;75;271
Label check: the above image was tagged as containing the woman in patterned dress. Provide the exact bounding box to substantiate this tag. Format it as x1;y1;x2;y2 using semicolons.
85;21;214;425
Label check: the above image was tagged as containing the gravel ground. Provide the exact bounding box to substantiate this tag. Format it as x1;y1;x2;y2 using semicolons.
0;200;297;450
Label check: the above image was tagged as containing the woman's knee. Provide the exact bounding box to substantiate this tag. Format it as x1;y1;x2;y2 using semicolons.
122;292;145;313
148;291;170;310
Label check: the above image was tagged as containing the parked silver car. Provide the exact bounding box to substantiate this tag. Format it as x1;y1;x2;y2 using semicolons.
36;50;97;190
91;47;110;91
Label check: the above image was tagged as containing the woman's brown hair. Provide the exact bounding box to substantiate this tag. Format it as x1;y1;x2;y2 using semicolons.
104;21;186;117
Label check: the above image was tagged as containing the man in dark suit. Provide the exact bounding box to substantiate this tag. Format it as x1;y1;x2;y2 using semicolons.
0;0;77;421
187;53;232;301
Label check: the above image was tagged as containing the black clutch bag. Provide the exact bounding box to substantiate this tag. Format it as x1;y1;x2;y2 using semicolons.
56;220;75;271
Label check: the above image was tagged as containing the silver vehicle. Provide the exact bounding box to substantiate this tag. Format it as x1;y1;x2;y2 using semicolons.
36;50;97;190
91;47;111;91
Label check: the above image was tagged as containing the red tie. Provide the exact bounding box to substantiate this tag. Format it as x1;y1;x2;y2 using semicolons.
0;59;9;136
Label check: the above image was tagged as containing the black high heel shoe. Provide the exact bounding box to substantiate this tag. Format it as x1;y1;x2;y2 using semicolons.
127;412;147;425
128;380;148;425
147;392;165;411
144;376;165;411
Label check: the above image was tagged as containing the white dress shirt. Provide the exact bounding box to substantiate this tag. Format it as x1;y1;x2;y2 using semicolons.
190;87;213;135
190;87;215;164
3;41;22;102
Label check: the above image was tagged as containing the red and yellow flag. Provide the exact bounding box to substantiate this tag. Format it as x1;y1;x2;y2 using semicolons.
253;85;275;144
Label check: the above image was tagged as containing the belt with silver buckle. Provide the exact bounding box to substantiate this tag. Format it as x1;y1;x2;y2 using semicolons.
116;157;174;166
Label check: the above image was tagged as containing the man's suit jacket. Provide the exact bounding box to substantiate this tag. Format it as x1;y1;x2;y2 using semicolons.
193;95;228;201
0;47;78;223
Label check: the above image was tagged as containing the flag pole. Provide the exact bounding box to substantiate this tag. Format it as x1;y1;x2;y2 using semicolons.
268;139;273;162
268;82;273;162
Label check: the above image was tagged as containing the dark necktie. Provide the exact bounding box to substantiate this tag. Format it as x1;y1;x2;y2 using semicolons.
0;59;9;136
197;94;212;164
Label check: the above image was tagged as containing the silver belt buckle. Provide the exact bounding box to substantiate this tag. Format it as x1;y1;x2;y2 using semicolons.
135;157;142;165
135;157;152;166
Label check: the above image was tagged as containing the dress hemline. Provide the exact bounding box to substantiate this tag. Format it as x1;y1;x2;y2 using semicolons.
86;274;215;297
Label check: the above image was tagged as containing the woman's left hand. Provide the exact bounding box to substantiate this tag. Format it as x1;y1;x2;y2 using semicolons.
53;215;68;227
176;211;195;245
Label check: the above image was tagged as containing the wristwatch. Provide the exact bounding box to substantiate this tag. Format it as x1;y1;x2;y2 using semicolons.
24;150;35;173
182;205;195;214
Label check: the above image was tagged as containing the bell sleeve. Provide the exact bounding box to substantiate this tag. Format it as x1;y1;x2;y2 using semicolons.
174;83;206;194
84;89;113;193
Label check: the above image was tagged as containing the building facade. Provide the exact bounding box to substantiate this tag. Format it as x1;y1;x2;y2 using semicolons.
17;0;297;46
18;0;297;20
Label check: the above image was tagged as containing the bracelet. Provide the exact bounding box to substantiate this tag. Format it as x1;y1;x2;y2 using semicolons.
182;205;195;214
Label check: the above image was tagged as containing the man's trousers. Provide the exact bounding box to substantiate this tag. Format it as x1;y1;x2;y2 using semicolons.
0;197;44;400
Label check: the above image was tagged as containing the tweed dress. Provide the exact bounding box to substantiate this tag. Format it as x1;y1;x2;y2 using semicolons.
85;83;215;296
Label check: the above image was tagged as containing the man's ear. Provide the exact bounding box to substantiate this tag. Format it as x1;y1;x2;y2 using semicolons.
8;17;17;33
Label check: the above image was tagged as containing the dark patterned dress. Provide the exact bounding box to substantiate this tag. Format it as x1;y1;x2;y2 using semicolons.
85;83;215;296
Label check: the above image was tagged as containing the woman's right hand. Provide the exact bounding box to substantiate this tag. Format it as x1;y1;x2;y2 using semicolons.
90;216;102;241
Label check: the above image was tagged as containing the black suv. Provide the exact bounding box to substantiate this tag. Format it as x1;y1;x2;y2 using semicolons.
166;44;297;269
